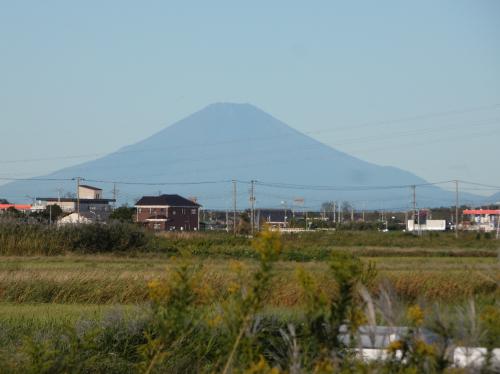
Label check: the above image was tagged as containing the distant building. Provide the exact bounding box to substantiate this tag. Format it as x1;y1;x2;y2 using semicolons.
406;219;447;232
463;209;500;232
78;185;104;199
35;185;115;221
57;212;94;226
135;194;201;231
0;204;32;213
258;208;306;229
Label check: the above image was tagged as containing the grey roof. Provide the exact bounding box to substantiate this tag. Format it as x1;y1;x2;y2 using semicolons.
79;185;102;191
135;194;201;207
36;198;115;203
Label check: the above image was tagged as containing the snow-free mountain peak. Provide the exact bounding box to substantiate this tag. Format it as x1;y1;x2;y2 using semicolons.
0;103;480;208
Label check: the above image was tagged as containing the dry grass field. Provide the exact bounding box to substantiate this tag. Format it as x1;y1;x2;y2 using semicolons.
0;227;498;372
0;254;497;306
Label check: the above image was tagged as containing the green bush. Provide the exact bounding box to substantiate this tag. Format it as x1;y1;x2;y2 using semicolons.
0;221;152;255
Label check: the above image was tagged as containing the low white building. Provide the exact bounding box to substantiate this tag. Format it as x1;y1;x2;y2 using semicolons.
406;219;446;232
57;212;94;226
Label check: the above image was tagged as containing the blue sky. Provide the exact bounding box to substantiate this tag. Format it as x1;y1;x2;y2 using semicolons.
1;1;499;195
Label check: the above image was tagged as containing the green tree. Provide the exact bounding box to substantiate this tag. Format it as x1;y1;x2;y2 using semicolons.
5;206;22;218
109;206;135;223
45;205;63;222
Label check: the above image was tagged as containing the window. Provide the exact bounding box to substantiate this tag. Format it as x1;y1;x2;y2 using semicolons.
172;210;176;215
191;209;197;215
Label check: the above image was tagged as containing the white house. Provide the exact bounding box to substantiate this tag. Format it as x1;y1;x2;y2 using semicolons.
57;212;94;226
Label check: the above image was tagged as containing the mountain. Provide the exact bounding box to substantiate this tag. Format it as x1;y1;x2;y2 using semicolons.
0;103;481;210
488;192;500;204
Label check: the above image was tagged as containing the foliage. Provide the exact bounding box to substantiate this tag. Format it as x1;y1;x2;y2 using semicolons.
109;206;135;223
0;225;498;372
31;205;64;223
0;221;498;258
0;260;498;372
0;221;152;255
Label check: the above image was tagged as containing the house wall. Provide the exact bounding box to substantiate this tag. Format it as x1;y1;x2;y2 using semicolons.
78;187;102;199
46;201;75;212
135;207;168;222
167;206;199;230
135;206;199;230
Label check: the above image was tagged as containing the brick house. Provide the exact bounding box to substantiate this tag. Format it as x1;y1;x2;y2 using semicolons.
134;194;201;231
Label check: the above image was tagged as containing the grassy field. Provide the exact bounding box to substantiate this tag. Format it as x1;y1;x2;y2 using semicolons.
0;228;498;372
0;254;497;304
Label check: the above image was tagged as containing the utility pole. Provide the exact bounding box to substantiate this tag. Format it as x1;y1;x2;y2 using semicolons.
250;180;256;236
351;206;354;222
496;210;500;240
112;183;118;210
455;180;459;238
226;209;229;232
282;201;288;228
412;185;416;234
417;208;421;236
232;180;237;235
333;202;336;223
76;177;81;223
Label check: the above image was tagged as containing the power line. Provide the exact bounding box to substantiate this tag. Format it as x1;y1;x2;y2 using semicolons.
251;179;455;191
0;177;74;182
1;104;499;165
457;180;500;189
83;178;232;186
0;176;476;192
3;176;499;195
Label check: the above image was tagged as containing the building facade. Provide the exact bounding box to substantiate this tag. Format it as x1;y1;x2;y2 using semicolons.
463;209;500;232
35;185;115;221
0;204;32;213
134;194;201;231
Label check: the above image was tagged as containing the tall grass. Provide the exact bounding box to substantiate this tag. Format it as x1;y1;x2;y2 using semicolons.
0;221;151;255
1;220;498;257
1;235;497;373
0;259;497;304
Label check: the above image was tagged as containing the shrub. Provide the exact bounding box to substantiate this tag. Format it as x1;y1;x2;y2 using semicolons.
0;221;152;255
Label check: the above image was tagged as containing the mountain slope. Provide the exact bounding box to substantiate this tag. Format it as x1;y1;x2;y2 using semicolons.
0;103;480;209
